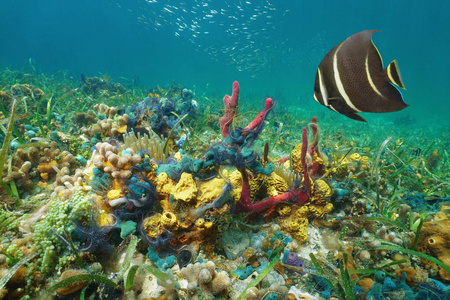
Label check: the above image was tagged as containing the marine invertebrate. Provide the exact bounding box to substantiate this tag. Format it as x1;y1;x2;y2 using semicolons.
219;81;239;139
110;169;158;222
93;103;118;119
147;246;176;270
273;162;301;188
10;83;44;101
121;171;157;208
282;202;333;244
75;111;97;127
80;74;126;97
249;172;288;200
90;142;142;180
291;117;328;178
306;116;328;176
70;208;116;254
2;136;80;197
235;127;311;214
416;216;450;280
142;227;175;250
172;172;197;202
176;88;197;115
123;91;189;140
120;130;169;163
197;177;226;203
177;249;193;269
375;226;403;245
90;170;112;196
180;261;231;299
190;182;233;219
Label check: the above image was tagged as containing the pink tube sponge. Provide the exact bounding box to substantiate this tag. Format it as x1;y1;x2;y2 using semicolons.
219;81;240;138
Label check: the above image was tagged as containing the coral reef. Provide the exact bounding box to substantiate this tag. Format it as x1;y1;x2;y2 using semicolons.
0;67;449;300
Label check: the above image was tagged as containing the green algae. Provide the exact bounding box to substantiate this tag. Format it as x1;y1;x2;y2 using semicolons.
32;189;91;273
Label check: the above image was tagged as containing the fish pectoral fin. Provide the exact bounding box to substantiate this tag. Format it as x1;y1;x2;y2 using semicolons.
327;97;343;107
386;60;406;90
328;97;342;101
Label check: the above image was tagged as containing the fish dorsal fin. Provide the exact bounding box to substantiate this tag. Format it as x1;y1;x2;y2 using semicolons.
386;60;406;90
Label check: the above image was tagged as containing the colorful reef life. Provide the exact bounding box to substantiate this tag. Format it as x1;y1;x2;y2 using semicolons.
0;67;449;300
314;30;408;122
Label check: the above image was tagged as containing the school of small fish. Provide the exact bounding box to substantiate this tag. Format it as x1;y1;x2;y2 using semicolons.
116;0;300;74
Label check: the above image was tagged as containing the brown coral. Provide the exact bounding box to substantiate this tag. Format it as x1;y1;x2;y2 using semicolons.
180;261;231;299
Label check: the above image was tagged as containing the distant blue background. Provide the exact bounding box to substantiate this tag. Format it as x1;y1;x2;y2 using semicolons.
1;0;448;122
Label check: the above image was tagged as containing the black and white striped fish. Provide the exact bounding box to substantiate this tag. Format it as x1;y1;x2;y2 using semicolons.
313;30;408;122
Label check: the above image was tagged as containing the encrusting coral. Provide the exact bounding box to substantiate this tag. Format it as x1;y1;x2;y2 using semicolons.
90;141;142;180
2;142;81;197
180;261;231;299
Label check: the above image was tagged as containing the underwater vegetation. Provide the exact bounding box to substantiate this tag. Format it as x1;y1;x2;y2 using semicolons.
0;66;449;300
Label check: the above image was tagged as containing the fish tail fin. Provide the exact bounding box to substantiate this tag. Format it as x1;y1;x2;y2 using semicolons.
386;60;406;90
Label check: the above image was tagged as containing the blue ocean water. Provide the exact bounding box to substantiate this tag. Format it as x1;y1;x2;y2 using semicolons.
1;0;449;124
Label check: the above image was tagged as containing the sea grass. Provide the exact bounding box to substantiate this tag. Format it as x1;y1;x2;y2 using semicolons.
0;252;38;290
343;216;409;232
118;235;139;280
236;252;281;300
0;99;24;144
0;100;17;188
376;244;450;274
369;137;393;209
45;274;118;296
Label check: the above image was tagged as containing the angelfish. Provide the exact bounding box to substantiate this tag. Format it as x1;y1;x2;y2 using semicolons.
313;30;408;122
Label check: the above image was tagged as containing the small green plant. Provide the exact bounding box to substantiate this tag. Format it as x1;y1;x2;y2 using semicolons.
375;241;450;275
309;244;408;299
0;99;20;200
44;273;118;297
44;235;140;298
236;248;282;300
0;98;25;144
0;252;38;290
